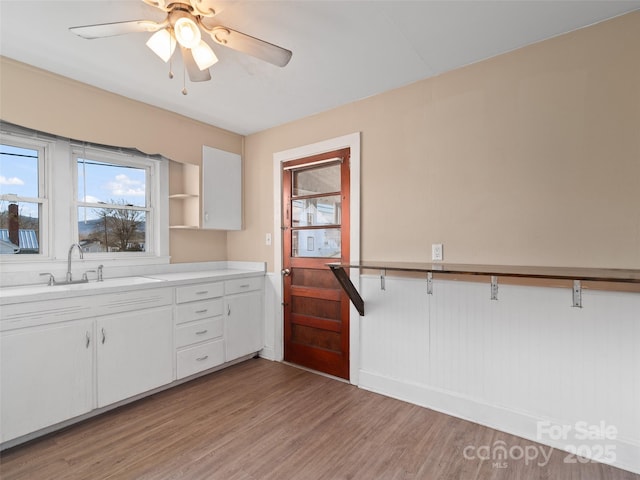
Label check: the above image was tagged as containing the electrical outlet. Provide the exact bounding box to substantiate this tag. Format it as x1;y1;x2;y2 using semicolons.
265;233;272;246
432;243;443;262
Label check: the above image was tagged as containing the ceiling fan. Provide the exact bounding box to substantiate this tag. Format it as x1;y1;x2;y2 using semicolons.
69;0;292;93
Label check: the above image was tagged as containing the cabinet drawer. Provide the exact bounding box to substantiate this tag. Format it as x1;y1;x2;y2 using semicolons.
176;339;224;379
224;276;263;295
175;298;223;325
175;317;223;348
176;282;224;304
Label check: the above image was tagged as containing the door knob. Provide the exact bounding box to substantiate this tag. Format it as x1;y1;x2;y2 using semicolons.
282;268;291;276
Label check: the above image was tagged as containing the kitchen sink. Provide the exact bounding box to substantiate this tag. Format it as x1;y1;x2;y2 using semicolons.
0;276;165;299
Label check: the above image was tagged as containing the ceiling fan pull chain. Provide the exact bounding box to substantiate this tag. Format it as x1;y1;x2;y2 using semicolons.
182;64;188;95
168;30;174;79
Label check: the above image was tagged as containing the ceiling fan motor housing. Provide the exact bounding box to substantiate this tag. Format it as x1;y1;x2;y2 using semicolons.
144;0;216;17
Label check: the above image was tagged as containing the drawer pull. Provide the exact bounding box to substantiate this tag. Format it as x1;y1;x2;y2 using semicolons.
239;284;250;288
195;309;208;314
195;330;208;335
196;355;209;362
195;291;209;295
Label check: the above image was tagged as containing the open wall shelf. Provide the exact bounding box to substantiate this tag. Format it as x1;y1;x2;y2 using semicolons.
329;261;640;316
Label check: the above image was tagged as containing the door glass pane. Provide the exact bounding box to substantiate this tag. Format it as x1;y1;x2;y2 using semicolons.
292;228;341;258
0;201;40;254
78;207;147;252
292;163;340;196
292;195;341;227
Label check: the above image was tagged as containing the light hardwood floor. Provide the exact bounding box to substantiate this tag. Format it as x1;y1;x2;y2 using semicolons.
1;359;637;480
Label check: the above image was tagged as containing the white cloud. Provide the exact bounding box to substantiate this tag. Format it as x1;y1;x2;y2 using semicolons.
0;175;24;186
105;174;145;197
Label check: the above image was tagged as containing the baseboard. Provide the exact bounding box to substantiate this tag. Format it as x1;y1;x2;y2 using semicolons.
259;346;276;361
358;369;640;475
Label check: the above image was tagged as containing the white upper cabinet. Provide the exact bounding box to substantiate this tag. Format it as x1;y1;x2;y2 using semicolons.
202;145;242;231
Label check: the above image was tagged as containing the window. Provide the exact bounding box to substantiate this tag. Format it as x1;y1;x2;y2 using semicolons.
0;140;46;255
76;152;151;253
0;122;169;268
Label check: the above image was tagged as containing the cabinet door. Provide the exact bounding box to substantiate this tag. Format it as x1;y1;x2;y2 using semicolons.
225;291;263;362
0;320;94;442
202;145;242;230
96;307;173;408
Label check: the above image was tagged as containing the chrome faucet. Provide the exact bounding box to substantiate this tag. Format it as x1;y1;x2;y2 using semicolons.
67;243;84;282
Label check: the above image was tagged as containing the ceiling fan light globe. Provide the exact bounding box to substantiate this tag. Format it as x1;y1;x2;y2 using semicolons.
174;17;201;49
146;29;176;62
192;41;218;70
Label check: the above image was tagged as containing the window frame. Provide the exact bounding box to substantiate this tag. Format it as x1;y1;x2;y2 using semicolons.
0;133;50;259
73;146;155;258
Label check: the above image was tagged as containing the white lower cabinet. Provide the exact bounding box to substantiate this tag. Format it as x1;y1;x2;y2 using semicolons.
176;339;225;379
174;284;225;379
0;287;173;444
0;272;265;447
96;307;173;408
0;320;94;442
225;277;263;362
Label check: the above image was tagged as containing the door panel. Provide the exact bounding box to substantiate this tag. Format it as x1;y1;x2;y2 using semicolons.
283;149;350;379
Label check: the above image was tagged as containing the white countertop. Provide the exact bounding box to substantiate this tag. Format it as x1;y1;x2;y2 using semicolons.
0;262;265;306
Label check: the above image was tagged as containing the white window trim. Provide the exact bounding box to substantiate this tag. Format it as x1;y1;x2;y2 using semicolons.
0;124;170;285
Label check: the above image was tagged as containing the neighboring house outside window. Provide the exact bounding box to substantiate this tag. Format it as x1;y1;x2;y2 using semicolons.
0;229;39;254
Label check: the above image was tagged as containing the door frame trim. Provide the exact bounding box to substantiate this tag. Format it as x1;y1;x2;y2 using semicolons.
273;132;361;385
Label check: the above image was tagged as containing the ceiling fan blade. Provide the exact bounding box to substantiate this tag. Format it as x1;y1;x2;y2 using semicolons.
181;47;212;82
208;26;292;67
69;20;165;39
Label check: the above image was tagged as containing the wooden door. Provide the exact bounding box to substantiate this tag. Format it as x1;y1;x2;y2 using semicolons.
282;149;350;379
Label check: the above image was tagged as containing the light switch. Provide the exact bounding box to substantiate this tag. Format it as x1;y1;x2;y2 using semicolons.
265;233;272;246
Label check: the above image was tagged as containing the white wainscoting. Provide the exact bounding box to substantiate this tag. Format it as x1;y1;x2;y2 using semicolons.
358;274;640;474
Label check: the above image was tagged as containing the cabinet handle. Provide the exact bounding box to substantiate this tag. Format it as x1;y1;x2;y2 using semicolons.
195;291;208;295
195;309;208;314
101;328;106;344
196;355;209;362
227;305;231;316
86;332;91;348
195;330;208;335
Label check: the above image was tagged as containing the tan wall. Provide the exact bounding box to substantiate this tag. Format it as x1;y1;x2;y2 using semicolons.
3;12;638;271
0;57;243;263
231;11;640;272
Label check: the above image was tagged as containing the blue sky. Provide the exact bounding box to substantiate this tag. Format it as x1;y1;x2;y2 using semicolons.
0;144;38;198
1;144;146;220
77;159;146;207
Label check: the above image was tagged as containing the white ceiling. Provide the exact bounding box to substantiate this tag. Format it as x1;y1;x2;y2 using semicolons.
1;1;639;135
